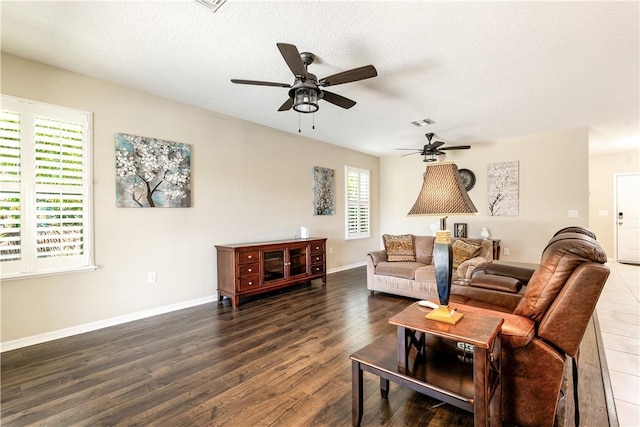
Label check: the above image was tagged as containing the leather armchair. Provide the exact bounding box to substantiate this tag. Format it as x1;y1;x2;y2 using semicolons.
450;230;610;426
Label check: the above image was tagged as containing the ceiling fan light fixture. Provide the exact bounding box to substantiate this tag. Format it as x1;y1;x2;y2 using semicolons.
293;88;319;113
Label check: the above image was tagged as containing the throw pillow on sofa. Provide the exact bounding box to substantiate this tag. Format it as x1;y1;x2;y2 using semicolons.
382;234;416;262
452;239;481;268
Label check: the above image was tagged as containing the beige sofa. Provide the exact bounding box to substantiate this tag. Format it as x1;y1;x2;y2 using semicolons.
366;235;493;300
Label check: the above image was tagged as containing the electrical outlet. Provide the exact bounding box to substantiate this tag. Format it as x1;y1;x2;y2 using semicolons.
568;210;579;218
329;247;333;254
148;272;157;284
503;248;510;256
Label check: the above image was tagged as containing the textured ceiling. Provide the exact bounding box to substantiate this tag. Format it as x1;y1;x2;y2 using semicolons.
2;1;638;156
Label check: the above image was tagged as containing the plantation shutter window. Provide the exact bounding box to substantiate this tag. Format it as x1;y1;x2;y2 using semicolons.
0;95;94;279
0;110;22;263
345;165;370;240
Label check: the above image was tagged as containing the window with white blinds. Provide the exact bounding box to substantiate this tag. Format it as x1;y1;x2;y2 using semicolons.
1;95;94;279
345;165;370;240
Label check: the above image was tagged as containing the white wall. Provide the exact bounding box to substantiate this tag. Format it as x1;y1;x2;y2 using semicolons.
0;54;381;344
589;149;640;257
380;128;590;263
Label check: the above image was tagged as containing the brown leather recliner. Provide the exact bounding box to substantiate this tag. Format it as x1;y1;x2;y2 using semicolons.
450;230;610;426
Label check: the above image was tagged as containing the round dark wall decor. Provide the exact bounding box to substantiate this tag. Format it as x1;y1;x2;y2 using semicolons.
458;168;476;191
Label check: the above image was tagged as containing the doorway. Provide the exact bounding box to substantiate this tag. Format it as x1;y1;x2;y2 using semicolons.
616;173;640;264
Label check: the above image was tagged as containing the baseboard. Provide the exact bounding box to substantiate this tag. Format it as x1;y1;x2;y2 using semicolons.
592;312;620;427
1;295;218;353
327;261;365;274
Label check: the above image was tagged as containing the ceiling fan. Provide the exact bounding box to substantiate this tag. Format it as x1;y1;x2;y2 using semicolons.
396;133;471;162
231;43;377;114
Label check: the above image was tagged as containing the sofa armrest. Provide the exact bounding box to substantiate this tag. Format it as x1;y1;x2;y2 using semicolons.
457;257;490;279
368;250;388;266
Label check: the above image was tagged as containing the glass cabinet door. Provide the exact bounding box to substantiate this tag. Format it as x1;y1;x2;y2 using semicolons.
263;250;285;283
288;246;308;277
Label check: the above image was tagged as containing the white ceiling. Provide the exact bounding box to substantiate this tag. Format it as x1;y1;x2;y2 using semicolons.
2;1;639;156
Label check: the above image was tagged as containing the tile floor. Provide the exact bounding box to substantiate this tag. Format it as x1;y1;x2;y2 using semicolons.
596;261;640;427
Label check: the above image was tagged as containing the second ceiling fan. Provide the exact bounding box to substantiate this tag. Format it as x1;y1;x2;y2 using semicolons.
231;43;377;114
396;133;471;162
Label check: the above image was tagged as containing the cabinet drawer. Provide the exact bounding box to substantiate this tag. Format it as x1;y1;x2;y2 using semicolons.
239;276;260;290
238;263;259;277
310;253;324;265
310;264;325;274
310;242;325;254
238;250;260;264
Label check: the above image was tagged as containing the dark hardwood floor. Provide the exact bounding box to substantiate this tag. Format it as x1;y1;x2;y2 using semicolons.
1;267;610;426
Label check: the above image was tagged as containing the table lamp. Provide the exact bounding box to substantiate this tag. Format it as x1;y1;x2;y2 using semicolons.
407;162;478;324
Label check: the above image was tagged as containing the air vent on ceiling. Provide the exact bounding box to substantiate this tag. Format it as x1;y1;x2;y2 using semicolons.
411;118;435;127
196;0;227;12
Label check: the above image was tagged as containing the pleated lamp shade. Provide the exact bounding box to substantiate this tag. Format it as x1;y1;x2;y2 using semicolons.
408;162;477;216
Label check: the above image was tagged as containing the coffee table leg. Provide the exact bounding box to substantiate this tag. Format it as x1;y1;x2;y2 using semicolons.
380;377;389;399
352;359;363;426
397;326;408;369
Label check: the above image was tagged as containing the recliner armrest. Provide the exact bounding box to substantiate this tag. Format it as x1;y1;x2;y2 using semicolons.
450;303;535;349
485;261;537;284
500;313;536;348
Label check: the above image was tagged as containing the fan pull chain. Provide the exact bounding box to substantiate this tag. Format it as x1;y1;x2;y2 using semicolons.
312;113;315;130
298;113;301;133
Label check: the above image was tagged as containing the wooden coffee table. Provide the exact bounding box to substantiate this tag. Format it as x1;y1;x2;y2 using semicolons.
350;302;503;427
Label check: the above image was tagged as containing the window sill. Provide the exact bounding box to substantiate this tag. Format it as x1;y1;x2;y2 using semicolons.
1;265;99;282
345;235;372;241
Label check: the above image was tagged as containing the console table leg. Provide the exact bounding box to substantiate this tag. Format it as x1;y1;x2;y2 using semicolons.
352;359;363;426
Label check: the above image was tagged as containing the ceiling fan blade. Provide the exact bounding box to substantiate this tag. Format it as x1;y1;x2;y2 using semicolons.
278;98;294;111
277;43;308;78
322;91;356;109
430;141;445;149
319;65;378;86
401;152;421;157
231;79;290;88
395;148;422;151
441;145;471;150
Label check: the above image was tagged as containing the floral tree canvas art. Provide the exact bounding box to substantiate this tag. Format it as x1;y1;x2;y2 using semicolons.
488;161;519;216
312;166;334;215
115;133;191;208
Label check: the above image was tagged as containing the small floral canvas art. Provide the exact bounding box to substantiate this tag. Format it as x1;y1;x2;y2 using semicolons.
115;133;191;207
487;161;518;216
312;166;334;215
